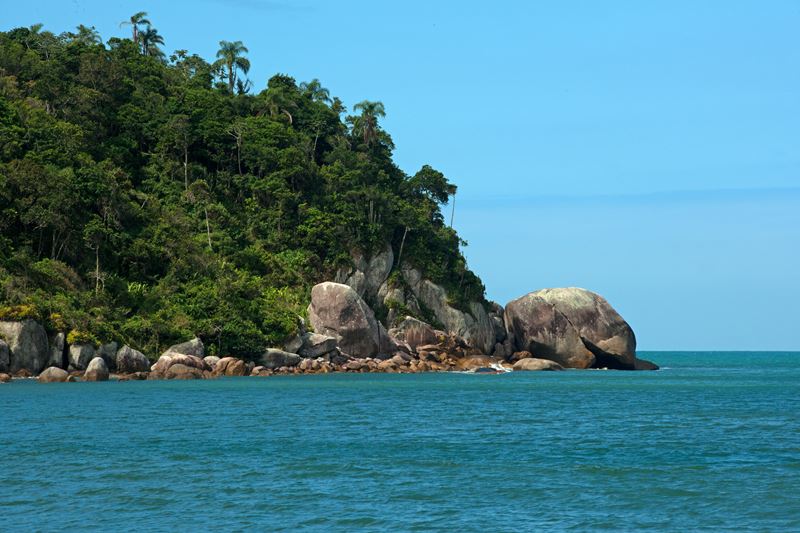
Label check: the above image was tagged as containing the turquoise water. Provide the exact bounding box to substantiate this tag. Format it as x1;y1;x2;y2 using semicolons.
2;352;799;531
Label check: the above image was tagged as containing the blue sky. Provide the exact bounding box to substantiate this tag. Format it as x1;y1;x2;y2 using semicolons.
5;1;799;350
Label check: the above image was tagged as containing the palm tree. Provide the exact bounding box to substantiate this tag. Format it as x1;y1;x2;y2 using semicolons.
120;11;150;45
139;26;165;58
262;88;297;124
299;79;330;103
352;100;386;146
73;25;101;46
215;41;250;93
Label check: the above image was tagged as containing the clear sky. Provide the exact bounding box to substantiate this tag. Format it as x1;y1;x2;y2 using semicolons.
5;1;799;350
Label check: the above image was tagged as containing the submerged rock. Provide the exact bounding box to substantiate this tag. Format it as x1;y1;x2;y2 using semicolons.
512;357;564;371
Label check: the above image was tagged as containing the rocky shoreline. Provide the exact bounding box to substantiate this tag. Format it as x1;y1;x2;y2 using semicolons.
1;253;657;384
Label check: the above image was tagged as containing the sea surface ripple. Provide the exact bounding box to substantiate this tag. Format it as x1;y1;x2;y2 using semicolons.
1;351;799;531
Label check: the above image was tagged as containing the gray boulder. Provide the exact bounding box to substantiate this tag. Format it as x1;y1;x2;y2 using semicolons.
504;293;595;369
0;339;8;373
69;343;96;371
97;342;118;371
261;348;301;369
307;282;387;358
84;357;109;381
298;332;338;358
116;345;150;373
388;317;438;350
0;320;49;374
163;337;204;358
531;288;655;370
38;366;69;383
512;357;565;371
48;332;66;369
203;355;221;370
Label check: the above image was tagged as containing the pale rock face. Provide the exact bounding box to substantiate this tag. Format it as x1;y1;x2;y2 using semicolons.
307;282;388;358
0;320;49;374
335;244;394;304
400;267;495;354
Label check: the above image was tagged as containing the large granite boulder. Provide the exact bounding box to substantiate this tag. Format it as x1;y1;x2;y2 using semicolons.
0;339;9;373
388;317;438;350
38;366;69;383
512;357;564;371
504;293;595;369
0;320;49;374
68;343;96;371
116;345;150;374
260;349;301;370
308;282;392;358
84;357;109;381
505;288;657;370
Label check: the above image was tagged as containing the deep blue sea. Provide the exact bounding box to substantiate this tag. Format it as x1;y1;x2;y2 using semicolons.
2;352;799;532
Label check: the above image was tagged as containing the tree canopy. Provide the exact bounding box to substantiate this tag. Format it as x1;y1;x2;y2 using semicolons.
0;19;486;360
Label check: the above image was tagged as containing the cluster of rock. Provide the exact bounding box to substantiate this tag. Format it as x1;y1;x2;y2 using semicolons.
0;247;657;384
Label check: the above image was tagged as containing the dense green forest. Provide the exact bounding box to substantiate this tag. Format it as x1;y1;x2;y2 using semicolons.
0;16;486;359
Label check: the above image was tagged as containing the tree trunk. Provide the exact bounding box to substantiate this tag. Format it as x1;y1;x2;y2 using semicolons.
183;144;188;189
204;206;212;250
94;246;100;295
450;193;456;227
396;226;409;268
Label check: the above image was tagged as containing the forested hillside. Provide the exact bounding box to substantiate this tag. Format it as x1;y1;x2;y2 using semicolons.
0;18;485;358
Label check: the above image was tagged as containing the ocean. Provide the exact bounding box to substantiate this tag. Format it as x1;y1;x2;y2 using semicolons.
2;351;799;531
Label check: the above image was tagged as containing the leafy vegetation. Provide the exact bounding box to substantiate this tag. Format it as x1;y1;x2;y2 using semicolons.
0;15;486;360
